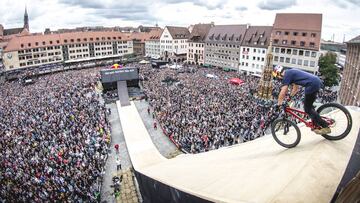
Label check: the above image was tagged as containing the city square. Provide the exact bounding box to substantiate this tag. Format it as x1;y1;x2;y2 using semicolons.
0;0;360;202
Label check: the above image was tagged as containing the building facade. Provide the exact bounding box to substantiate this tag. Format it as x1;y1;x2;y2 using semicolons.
133;39;145;56
271;13;322;73
187;23;213;66
145;29;162;59
239;26;272;75
339;35;360;107
160;26;190;62
204;25;248;70
2;31;134;70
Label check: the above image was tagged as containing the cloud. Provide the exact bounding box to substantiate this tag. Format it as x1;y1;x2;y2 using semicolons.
258;0;297;10
346;0;360;6
91;7;158;24
331;0;360;8
235;6;248;11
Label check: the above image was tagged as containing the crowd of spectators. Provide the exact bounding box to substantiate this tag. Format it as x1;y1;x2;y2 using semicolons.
0;68;110;202
140;64;339;153
140;66;277;153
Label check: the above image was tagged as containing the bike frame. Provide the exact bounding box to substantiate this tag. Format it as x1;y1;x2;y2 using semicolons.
284;106;335;130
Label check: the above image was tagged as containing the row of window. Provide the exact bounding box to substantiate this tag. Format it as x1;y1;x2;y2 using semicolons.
240;62;264;69
274;56;316;67
206;54;239;61
242;47;266;54
160;40;187;44
19;57;61;66
189;49;204;54
189;43;204;48
70;54;90;59
20;37;125;48
242;55;265;62
18;46;61;54
207;60;237;68
95;47;112;51
20;40;129;50
19;52;61;60
188;54;204;60
273;39;315;47
209;49;240;55
206;43;240;48
275;31;317;37
273;48;317;57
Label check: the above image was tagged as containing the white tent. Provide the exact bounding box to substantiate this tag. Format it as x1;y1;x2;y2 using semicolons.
139;60;150;64
205;74;217;78
169;64;183;69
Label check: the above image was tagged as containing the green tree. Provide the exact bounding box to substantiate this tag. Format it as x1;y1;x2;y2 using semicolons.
318;52;339;87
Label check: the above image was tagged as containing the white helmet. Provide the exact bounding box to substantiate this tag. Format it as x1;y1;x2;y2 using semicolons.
272;65;284;78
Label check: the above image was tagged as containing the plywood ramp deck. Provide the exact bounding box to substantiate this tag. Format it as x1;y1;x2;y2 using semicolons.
117;101;360;203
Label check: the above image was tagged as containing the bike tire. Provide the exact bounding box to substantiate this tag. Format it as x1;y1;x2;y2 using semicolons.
316;102;352;140
271;118;301;148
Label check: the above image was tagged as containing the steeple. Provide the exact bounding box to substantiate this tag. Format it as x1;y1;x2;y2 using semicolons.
24;5;29;31
257;34;274;100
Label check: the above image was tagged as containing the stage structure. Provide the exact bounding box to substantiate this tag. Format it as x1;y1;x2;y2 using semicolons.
100;67;139;106
257;37;274;99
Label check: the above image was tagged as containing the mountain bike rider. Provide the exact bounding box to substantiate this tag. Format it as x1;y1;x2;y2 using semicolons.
273;66;331;135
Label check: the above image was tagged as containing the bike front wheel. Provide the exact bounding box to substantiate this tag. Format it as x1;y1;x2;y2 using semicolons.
271;118;301;148
317;103;352;140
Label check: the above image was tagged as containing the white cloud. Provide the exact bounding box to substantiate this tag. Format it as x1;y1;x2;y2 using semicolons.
0;0;359;42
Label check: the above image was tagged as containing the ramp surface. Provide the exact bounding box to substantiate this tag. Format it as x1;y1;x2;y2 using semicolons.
117;81;130;106
117;101;360;203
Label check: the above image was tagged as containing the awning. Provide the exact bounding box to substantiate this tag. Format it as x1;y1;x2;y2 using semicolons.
203;64;211;68
229;78;245;85
223;67;231;72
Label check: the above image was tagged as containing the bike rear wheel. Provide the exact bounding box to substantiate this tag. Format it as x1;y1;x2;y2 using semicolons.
317;103;352;140
271;118;301;148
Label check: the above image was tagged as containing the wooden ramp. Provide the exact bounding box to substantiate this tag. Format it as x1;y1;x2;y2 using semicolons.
117;101;360;203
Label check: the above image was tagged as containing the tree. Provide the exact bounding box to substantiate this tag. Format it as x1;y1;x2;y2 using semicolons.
318;52;340;87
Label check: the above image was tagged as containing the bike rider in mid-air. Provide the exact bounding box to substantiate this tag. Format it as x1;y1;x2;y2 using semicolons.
273;65;331;135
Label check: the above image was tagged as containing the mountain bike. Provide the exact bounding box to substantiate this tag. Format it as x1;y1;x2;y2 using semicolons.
271;101;352;148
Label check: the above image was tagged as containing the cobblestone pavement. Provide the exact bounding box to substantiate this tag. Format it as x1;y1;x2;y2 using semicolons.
101;99;181;202
134;100;180;158
101;103;133;203
116;170;140;203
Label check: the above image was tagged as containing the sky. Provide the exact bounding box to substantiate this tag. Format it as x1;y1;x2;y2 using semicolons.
0;0;359;42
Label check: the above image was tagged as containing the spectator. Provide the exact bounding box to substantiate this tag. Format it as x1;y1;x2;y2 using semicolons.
0;67;110;202
114;144;119;154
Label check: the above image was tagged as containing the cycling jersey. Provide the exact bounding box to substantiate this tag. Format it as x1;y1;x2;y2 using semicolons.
282;69;322;94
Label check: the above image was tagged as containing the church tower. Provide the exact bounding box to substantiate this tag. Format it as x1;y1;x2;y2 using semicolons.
24;6;29;31
257;35;274;100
